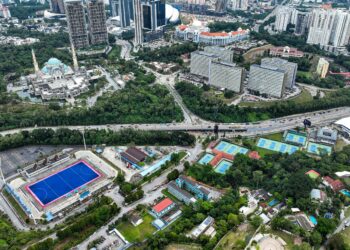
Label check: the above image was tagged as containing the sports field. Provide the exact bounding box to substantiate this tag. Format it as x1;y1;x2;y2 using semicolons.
306;142;332;155
26;161;100;207
284;131;307;146
257;138;299;154
215;160;232;174
214;141;249;155
198;153;215;165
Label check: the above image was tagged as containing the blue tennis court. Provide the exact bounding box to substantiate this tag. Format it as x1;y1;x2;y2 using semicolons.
214;141;248;156
306;142;332;156
198;153;215;165
257;138;300;154
26;161;100;207
215;160;232;174
284;131;307;146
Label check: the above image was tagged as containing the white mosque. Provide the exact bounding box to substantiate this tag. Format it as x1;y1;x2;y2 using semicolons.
21;45;91;101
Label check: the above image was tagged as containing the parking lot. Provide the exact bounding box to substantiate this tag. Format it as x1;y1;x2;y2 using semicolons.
0;145;80;178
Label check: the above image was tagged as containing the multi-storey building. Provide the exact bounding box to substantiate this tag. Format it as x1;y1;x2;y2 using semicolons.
203;46;234;63
190;51;219;78
275;6;292;32
151;198;176;218
65;0;89;49
110;0;133;28
176;175;211;201
269;46;304;58
248;64;287;98
87;0;108;45
316;57;329;78
294;11;309;36
209;60;244;93
109;0;119;17
49;0;65;14
229;0;248;10
307;8;350;53
133;0;144;45
168;181;197;205
142;0;166;31
261;57;297;89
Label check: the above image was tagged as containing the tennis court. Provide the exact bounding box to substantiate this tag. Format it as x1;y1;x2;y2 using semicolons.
215;160;232;174
198;153;215;165
306;142;332;155
284;131;307;146
214;141;249;155
257;138;299;154
26;161;101;207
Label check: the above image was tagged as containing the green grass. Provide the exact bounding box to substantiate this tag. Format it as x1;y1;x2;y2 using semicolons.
239;88;313;108
117;213;156;243
340;226;350;246
165;243;202;250
215;224;254;250
2;189;29;223
266;230;295;250
345;207;350;218
335;139;348;152
262;132;284;141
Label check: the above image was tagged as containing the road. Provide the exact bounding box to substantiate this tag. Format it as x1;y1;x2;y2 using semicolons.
1;107;350;137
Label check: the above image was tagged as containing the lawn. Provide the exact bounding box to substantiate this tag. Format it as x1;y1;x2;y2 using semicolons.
165;243;202;250
215;224;254;250
162;189;181;203
262;132;284;141
340;226;350;246
2;189;29;223
239;88;313;108
117;213;156;243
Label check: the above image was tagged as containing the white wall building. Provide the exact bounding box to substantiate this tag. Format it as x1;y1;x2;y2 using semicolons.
275;6;293;32
229;0;248;10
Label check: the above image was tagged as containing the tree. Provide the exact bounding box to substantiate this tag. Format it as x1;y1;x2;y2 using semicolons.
227;213;240;227
250;215;263;229
316;218;337;236
327;233;347;250
167;169;179;181
310;231;322;246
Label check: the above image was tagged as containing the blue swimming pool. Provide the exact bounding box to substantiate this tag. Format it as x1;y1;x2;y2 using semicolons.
26;161;100;207
341;189;350;198
215;160;232;174
268;199;279;207
309;215;317;225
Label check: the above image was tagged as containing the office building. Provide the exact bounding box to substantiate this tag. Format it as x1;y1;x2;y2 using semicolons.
307;8;350;52
176;175;211;201
168;181;197;205
110;0;134;27
87;0;108;45
215;0;228;13
248;64;286;98
316;57;329;78
142;0;166;31
109;0;119;16
229;0;248;10
49;0;65;14
275;6;292;32
294;11;309;36
204;46;234;62
261;57;297;89
65;0;89;49
190;51;219;78
209;60;244;93
133;0;143;45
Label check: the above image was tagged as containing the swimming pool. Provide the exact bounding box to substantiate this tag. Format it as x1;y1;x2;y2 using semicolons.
214;141;248;156
26;161;101;207
268;199;279;207
309;215;317;225
198;153;215;165
257;138;299;154
340;189;350;198
215;160;232;174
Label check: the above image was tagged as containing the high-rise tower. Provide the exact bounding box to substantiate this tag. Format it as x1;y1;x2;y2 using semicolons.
65;0;89;49
133;0;143;46
87;0;108;45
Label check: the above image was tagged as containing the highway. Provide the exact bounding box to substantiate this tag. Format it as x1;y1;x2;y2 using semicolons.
1;107;349;137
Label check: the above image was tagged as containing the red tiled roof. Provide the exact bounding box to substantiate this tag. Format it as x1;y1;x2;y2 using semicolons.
248;151;261;160
305;169;320;176
153;198;173;213
178;25;187;31
323;176;344;192
200;32;228;37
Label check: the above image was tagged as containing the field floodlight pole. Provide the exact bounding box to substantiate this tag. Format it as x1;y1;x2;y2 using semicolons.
82;128;87;150
0;157;5;184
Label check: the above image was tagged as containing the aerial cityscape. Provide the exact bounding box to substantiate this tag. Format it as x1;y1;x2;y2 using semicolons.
0;0;349;248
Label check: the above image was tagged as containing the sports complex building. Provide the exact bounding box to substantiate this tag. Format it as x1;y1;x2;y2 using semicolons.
5;150;117;222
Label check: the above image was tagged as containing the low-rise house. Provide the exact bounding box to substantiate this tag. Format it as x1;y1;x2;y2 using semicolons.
150;198;176;218
310;189;327;203
129;212;143;226
189;216;215;238
323;176;345;192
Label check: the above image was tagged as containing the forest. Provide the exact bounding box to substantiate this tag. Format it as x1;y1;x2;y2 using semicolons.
175;81;350;123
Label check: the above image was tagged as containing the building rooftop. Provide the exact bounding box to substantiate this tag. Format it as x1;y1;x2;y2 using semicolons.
152;198;174;213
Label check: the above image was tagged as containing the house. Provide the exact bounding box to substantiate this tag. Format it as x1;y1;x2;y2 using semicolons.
151;198;176;218
176;175;211;201
168;181;197;205
129;212;143;227
305;170;320;180
259;213;271;224
310;189;327;203
190;216;215;238
323;176;345;192
240;195;258;216
248;151;261;160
